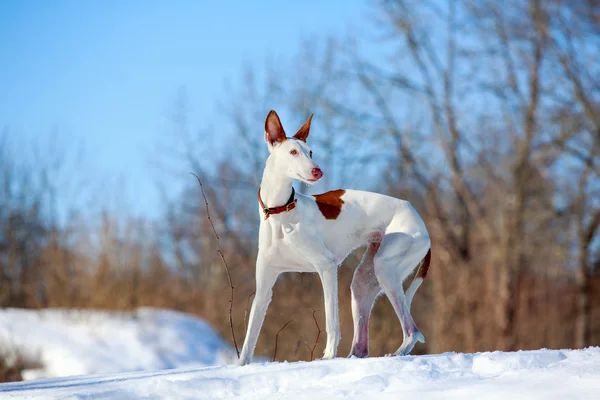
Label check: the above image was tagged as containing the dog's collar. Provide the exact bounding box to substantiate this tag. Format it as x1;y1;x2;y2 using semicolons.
258;187;297;220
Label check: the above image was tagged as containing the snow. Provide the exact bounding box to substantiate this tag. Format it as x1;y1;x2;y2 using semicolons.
0;349;599;400
1;308;599;399
0;308;237;380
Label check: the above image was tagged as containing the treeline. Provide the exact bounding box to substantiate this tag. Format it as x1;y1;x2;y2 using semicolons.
1;0;599;365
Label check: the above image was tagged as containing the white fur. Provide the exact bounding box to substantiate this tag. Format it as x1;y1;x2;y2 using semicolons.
238;113;431;365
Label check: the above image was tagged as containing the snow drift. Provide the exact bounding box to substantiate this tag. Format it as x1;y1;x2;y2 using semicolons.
0;307;237;380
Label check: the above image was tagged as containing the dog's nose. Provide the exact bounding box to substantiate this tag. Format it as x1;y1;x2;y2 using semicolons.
311;167;323;180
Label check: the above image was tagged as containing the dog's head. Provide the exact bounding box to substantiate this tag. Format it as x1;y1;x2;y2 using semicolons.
264;110;323;185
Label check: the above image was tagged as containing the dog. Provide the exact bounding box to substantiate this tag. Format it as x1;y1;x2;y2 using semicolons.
238;110;431;365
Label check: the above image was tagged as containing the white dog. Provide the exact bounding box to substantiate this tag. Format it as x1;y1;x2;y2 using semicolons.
239;110;431;365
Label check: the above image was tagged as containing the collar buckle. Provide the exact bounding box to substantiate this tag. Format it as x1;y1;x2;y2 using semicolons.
285;200;296;212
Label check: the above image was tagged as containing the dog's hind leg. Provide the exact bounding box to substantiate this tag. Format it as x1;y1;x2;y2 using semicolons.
382;280;425;356
349;232;383;358
374;233;430;356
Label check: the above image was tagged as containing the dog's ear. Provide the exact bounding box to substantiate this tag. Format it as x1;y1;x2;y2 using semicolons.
265;110;287;151
293;114;313;142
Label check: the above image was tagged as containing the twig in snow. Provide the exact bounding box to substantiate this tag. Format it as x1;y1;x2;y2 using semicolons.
272;320;292;362
191;172;240;358
309;309;323;361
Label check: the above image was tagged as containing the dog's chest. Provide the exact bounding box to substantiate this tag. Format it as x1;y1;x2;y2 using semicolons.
259;220;316;272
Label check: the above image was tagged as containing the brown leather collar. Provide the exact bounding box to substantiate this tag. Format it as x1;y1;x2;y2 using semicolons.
258;187;297;219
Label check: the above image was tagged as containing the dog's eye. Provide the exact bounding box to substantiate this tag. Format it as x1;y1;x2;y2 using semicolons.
309;151;313;158
290;150;298;155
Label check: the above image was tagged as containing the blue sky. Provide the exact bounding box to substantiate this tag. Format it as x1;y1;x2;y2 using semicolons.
0;0;366;219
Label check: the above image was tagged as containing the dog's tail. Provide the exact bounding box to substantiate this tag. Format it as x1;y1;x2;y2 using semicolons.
405;248;431;310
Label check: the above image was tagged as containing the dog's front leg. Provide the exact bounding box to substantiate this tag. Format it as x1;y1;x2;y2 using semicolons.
239;254;279;366
292;234;340;360
317;266;340;360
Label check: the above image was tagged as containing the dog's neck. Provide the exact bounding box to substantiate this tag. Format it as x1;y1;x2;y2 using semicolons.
259;155;294;209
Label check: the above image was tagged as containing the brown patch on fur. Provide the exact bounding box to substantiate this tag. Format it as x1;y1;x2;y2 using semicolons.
417;248;431;279
313;189;346;220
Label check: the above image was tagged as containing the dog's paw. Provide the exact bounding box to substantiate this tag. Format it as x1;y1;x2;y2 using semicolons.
393;331;424;356
238;356;252;366
348;346;369;358
321;349;337;360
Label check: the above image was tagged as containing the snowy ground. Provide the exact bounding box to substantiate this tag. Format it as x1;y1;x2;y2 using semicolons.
0;309;599;399
1;348;599;399
0;308;237;380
